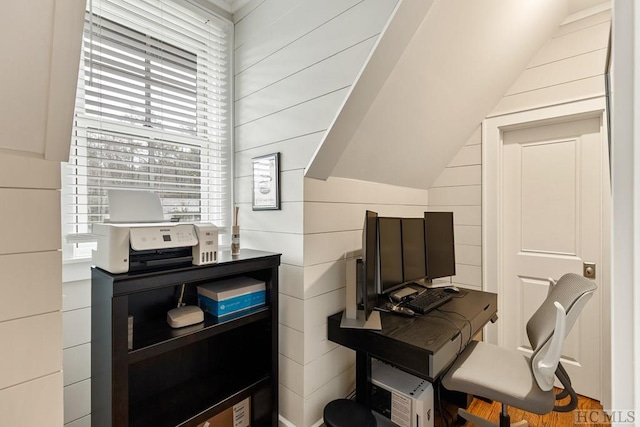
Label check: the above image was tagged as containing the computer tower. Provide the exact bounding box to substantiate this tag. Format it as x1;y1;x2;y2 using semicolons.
370;358;434;427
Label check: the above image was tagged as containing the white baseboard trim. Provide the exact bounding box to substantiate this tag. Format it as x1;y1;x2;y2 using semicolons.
278;415;297;427
278;414;324;427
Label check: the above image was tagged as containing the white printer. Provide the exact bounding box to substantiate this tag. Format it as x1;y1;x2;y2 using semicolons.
91;190;219;274
93;222;219;274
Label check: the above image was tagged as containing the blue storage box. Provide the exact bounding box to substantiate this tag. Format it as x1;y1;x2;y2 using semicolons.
197;276;266;317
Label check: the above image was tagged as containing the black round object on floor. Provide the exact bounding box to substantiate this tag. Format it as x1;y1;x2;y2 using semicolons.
323;399;376;427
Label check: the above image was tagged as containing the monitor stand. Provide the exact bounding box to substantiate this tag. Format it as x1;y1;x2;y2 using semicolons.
415;278;450;289
340;309;382;330
341;256;382;330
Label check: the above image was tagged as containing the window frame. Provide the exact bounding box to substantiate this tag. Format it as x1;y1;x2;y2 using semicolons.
62;0;234;261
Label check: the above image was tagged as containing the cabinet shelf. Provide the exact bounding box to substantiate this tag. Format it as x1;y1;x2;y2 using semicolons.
129;306;270;364
91;251;280;427
129;375;270;427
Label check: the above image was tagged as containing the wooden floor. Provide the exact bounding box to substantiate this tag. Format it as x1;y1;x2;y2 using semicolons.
436;391;608;427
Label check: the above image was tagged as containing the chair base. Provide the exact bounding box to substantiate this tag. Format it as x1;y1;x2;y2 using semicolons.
458;408;528;427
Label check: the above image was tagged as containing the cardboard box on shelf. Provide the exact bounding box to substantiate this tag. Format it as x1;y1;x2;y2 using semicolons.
197;406;232;427
197;277;265;317
197;397;250;427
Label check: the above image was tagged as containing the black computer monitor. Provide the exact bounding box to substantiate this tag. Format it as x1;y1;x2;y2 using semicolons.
361;210;379;319
378;217;404;294
424;212;456;280
401;217;427;282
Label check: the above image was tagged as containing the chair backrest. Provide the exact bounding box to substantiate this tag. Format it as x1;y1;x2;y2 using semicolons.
526;273;597;391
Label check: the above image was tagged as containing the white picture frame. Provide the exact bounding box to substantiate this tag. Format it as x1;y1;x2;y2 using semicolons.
252;152;280;210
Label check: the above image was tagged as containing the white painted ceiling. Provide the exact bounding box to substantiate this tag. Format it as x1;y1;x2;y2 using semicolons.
215;0;605;24
305;0;609;189
204;0;250;14
569;0;608;13
208;0;610;190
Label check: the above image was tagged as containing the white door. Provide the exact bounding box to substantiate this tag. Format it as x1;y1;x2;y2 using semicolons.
500;116;603;400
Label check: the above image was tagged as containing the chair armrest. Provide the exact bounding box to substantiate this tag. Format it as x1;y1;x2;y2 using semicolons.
533;302;566;391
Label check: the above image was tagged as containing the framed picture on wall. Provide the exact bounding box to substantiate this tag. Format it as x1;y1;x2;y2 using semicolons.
252;152;280;210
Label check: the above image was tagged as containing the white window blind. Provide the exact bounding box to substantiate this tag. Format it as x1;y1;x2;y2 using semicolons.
63;0;232;258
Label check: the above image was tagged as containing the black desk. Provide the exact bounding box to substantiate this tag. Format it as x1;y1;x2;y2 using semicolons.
327;289;497;405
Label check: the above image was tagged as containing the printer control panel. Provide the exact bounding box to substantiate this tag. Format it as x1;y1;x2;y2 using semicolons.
130;224;198;251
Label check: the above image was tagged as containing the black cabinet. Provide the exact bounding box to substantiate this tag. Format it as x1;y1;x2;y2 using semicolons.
91;249;280;427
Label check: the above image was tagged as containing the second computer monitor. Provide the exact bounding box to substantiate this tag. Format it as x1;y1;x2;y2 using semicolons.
401;217;427;282
378;212;456;293
378;217;404;294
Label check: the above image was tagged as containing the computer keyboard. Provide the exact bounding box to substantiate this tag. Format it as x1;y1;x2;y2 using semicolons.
404;288;453;315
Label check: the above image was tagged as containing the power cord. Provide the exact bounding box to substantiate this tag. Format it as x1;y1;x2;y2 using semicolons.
436;308;474;350
435;380;453;427
423;312;466;355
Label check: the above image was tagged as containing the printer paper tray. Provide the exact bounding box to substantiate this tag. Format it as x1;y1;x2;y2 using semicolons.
129;247;193;273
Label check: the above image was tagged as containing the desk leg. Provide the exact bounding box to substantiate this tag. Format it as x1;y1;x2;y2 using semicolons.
355;351;371;406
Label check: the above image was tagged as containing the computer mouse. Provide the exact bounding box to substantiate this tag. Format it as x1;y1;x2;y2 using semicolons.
443;286;460;293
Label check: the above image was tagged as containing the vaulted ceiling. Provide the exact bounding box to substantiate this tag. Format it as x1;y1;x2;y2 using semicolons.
304;0;611;190
305;0;576;189
212;0;603;15
208;0;610;190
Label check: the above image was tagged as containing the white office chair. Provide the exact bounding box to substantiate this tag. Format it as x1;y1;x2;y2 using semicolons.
441;273;597;427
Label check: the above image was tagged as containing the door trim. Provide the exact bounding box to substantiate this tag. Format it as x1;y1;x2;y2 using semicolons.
482;97;609;395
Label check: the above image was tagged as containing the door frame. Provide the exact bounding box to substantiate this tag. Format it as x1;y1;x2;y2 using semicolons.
482;97;610;398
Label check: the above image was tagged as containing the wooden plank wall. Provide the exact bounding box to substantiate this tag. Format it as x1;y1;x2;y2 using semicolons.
427;7;612;293
428;127;483;290
0;154;64;426
301;178;428;426
62;268;92;427
490;8;610;117
0;0;84;425
232;1;402;425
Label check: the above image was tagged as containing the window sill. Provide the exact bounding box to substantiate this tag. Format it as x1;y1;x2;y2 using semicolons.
63;257;92;283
